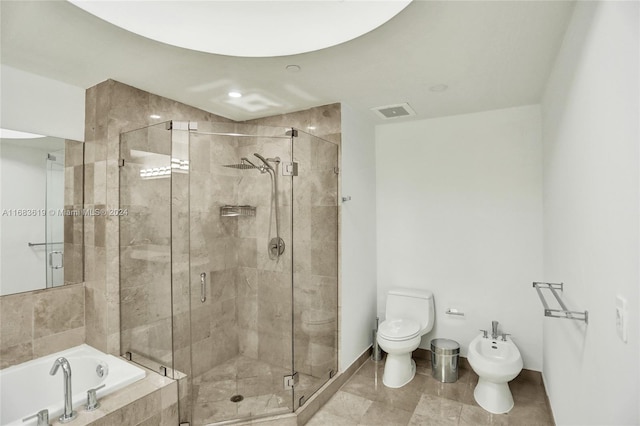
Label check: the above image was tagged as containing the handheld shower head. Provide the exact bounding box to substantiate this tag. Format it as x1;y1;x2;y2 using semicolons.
253;153;275;172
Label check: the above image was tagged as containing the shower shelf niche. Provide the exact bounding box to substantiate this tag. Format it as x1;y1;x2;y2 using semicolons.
220;205;256;217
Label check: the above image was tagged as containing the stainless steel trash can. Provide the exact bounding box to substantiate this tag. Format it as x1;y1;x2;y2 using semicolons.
431;338;460;383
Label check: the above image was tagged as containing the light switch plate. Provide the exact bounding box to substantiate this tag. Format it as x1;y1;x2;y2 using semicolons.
615;295;627;343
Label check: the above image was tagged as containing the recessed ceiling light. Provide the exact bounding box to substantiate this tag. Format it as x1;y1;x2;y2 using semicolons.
150;114;161;119
286;65;301;73
429;84;448;92
228;91;243;98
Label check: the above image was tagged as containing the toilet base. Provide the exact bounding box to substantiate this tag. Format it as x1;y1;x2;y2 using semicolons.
473;378;514;414
382;354;416;388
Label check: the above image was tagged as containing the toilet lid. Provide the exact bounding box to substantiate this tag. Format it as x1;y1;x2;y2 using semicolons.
378;319;421;341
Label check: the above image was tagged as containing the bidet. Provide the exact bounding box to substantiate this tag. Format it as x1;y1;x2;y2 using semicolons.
467;333;523;414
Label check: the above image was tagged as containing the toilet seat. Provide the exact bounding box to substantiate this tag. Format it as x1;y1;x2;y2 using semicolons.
379;318;421;341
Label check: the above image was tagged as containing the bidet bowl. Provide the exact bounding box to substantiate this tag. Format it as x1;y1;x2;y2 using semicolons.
467;334;523;414
467;334;523;382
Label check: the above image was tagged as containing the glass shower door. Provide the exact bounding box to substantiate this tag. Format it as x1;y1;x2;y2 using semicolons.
292;130;339;409
119;122;177;375
186;122;295;425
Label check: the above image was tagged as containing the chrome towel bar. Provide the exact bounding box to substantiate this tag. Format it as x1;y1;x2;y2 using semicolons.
28;241;63;247
532;282;588;324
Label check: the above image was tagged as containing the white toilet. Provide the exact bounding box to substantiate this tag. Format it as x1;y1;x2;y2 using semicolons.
377;287;435;388
467;332;523;414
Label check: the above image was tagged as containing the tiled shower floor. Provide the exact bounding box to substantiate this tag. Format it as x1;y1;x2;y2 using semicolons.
192;355;320;425
307;356;555;426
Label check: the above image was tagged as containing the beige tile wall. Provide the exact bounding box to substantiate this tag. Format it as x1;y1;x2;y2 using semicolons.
0;283;85;369
64;139;85;284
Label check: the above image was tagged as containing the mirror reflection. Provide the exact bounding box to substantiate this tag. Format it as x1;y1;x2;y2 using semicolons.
0;131;83;296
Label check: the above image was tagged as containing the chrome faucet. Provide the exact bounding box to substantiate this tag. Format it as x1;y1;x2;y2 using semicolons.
49;357;77;423
491;320;499;339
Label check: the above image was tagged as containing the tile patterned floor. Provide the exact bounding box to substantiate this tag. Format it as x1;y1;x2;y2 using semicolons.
307;356;554;426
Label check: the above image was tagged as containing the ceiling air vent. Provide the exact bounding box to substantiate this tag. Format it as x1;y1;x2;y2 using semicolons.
371;103;416;120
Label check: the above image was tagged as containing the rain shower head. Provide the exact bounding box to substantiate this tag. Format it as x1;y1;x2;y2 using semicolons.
223;157;260;170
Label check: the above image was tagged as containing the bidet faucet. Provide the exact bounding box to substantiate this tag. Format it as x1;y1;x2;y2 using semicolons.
49;357;77;423
491;320;499;340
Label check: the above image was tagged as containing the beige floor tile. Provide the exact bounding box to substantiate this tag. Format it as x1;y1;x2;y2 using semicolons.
306;410;358;426
322;390;373;423
408;412;457;426
414;357;431;377
507;400;554;425
377;373;428;412
308;358;553;426
423;374;476;405
413;393;463;422
358;401;413;426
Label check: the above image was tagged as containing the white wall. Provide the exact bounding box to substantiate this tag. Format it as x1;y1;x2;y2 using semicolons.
0;65;85;141
541;1;639;424
376;105;544;370
339;103;378;370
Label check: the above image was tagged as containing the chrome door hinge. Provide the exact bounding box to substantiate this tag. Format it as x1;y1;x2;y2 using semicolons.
118;159;125;167
285;129;298;137
284;372;299;390
333;167;340;175
282;162;298;176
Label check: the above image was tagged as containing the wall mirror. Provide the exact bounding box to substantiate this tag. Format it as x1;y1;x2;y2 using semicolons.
0;130;84;296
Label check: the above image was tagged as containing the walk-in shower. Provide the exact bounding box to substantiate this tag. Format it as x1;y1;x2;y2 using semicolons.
119;121;338;425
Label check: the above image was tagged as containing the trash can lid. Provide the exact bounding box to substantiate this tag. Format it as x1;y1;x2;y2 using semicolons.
430;338;460;355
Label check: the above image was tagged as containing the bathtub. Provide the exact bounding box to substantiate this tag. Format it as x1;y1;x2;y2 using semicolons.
0;344;145;426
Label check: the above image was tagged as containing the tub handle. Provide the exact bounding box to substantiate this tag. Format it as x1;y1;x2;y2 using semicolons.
200;272;207;303
22;409;50;426
86;384;106;411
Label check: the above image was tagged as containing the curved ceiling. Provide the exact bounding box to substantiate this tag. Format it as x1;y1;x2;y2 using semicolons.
0;1;575;122
68;0;412;57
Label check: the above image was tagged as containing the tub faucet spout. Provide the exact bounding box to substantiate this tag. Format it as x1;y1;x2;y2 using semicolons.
49;357;77;423
491;321;499;340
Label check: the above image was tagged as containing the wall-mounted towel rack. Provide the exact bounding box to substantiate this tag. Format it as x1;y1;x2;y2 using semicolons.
28;241;63;247
532;282;588;324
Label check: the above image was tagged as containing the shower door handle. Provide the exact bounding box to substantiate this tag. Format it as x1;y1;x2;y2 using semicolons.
200;272;207;303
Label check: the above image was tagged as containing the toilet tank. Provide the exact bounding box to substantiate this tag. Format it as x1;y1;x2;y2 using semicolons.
385;287;435;334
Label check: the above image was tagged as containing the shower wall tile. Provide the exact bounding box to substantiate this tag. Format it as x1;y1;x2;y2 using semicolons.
311;240;338;279
33;326;85;358
33;284;84;338
0;284;86;369
245;103;341;145
0;292;34;349
311;206;338;242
